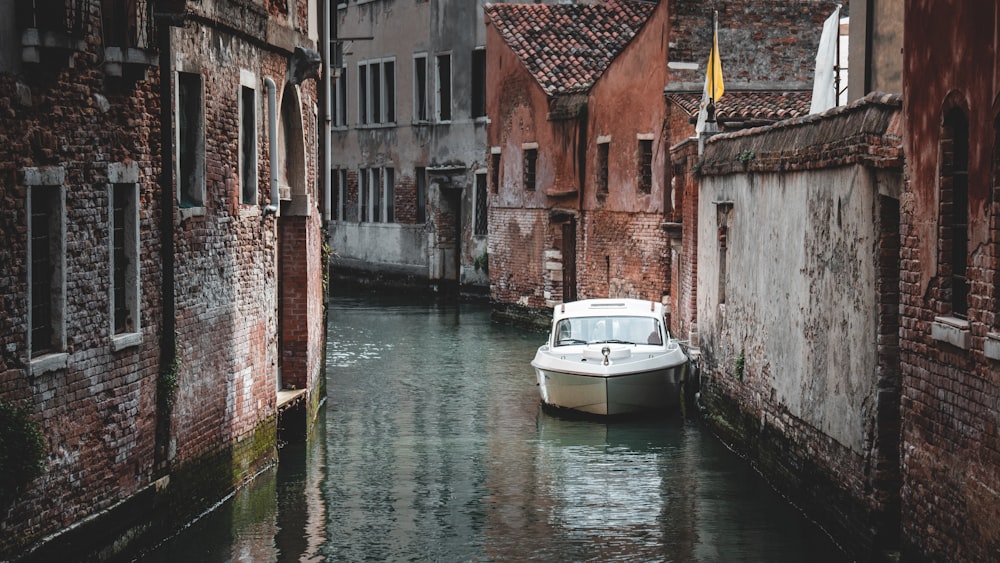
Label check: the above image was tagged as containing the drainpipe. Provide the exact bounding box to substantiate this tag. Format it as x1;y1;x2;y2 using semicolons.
322;0;332;221
263;77;279;216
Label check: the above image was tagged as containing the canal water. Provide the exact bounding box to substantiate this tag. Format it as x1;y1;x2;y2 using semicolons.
139;295;849;562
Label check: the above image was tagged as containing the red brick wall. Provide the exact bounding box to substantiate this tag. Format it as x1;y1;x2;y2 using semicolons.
488;208;549;309
901;1;1000;560
671;139;699;340
0;11;162;557
168;20;285;468
577;211;668;302
667;0;832;86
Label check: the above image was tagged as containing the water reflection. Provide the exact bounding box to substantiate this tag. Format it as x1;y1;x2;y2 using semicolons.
138;295;847;562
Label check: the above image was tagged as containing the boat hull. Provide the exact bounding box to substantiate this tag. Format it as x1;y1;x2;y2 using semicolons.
534;362;687;416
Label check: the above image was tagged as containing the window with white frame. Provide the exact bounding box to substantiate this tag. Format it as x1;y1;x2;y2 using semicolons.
334;66;348;127
26;167;66;364
358;58;396;125
359;167;369;221
109;162;141;349
384;167;395;222
334;168;348;221
413;54;428;122
239;81;258;205
177;71;205;209
436;53;452;122
370;168;381;222
360;167;395;223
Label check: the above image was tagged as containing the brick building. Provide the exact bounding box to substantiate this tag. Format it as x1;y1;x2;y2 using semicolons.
0;0;326;559
485;0;672;324
900;1;1000;560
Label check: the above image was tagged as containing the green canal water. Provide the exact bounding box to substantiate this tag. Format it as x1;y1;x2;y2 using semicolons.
138;294;849;562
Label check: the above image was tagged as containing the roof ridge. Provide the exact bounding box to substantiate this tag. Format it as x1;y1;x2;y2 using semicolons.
486;0;657;96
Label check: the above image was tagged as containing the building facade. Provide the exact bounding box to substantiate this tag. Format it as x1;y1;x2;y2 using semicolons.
325;0;496;294
900;1;1000;560
485;0;671;325
0;0;326;558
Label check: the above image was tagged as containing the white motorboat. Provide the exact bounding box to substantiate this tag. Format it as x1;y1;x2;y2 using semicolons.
531;299;688;416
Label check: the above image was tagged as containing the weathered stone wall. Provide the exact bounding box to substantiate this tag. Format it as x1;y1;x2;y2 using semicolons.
696;94;904;559
900;2;1000;560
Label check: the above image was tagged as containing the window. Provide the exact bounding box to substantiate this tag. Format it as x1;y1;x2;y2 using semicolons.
335;168;348;221
239;84;257;205
474;172;488;236
941;108;969;318
436;53;452;121
26;169;66;362
334;67;348;127
370;168;382;222
490;149;500;193
359;167;369;221
101;0;154;49
416;167;427;223
472;47;486;118
638;138;653;193
523;144;538;192
358;58;396;125
383;60;395;123
358;63;368;125
716;203;733;306
111;183;139;337
359;168;395;223
597;140;609;194
414;54;428;122
177;71;205;208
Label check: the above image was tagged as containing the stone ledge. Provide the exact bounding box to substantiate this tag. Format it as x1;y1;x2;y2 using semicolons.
30;352;68;376
931;317;971;350
985;333;1000;361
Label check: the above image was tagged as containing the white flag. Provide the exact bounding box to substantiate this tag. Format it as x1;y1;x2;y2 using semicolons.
810;5;841;114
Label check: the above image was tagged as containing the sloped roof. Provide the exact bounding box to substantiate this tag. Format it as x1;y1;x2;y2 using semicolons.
485;0;657;96
666;91;812;126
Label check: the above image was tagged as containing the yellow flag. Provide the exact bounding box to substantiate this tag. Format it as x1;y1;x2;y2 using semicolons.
707;27;724;102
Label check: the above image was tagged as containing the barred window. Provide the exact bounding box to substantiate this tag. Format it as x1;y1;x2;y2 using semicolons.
524;147;537;192
474;172;488;236
638;139;653;193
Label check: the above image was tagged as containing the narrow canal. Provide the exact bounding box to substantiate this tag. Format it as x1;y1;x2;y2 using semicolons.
139;294;849;562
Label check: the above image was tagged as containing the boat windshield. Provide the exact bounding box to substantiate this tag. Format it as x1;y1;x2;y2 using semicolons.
554;316;664;347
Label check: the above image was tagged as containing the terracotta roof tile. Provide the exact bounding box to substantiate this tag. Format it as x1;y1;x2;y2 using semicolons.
486;0;657;96
666;91;813;125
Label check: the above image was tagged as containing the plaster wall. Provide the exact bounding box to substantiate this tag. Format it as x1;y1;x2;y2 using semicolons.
697;166;890;451
330;222;428;266
328;0;490;288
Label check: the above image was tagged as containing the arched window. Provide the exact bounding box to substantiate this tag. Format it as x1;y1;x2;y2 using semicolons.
940;107;969;318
